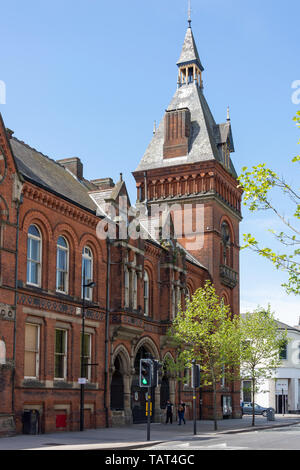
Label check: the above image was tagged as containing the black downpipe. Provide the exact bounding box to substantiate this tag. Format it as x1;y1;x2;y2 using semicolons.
104;238;111;427
12;195;23;416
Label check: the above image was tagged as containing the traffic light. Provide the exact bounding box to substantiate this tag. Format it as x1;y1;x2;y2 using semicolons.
139;359;153;387
191;362;201;388
152;360;163;387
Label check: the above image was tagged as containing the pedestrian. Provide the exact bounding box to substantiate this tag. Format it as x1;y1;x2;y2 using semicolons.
165;400;173;424
178;401;186;425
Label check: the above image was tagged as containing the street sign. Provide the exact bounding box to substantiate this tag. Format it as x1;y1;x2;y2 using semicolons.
78;378;87;384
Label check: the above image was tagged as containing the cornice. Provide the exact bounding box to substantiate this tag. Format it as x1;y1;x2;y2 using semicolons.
22;181;99;229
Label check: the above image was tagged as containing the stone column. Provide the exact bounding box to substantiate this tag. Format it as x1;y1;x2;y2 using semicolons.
290;378;298;413
154;385;162;423
123;373;132;425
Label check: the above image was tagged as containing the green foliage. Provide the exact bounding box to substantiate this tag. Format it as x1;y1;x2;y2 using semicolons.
169;281;240;384
239;306;288;425
238;112;300;295
167;281;241;429
240;306;287;381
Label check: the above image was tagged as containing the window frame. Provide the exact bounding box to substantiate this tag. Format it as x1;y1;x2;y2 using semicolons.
132;271;138;310
81;246;93;301
144;270;149;316
27;224;42;287
54;328;68;380
124;265;129;308
80;332;92;381
24;323;40;379
56;236;69;295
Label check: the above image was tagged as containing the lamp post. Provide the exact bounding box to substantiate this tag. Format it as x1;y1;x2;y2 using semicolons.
80;276;96;432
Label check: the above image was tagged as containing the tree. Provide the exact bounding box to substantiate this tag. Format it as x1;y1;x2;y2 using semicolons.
168;281;240;431
239;306;288;426
238;112;300;295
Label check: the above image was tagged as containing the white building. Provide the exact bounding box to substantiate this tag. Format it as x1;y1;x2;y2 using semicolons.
241;319;300;414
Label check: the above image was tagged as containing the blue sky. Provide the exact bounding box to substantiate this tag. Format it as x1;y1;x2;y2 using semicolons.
1;0;299;325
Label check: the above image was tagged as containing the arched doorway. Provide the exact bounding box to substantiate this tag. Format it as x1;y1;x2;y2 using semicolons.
110;356;124;411
160;374;170;410
131;346;156;424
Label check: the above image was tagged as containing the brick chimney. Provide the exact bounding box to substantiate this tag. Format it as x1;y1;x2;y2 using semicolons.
57;157;83;180
90;178;115;190
163;108;191;159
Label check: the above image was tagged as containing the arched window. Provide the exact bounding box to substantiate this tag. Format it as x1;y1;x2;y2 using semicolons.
82;246;93;300
144;271;149;316
27;224;42;286
56;236;69;294
221;222;231;266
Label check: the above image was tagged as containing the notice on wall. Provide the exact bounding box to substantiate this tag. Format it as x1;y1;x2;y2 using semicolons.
276;379;288;393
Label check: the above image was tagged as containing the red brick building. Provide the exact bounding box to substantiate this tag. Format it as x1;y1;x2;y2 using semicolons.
0;22;242;435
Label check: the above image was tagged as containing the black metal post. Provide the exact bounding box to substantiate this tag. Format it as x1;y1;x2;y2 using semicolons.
193;387;197;435
147;387;151;441
80;280;86;432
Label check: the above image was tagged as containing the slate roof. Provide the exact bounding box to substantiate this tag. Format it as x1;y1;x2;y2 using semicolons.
10;137;99;213
177;26;204;71
135;81;237;177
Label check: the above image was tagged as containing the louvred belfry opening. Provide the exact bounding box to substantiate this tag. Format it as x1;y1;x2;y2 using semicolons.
163;108;191;159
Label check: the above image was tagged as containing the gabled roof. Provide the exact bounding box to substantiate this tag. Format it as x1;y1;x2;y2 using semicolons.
177;26;204;71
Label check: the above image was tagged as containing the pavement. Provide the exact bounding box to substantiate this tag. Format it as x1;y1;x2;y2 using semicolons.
1;414;300;450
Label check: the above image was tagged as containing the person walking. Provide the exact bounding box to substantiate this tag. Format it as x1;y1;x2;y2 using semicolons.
178;401;186;425
165;400;173;424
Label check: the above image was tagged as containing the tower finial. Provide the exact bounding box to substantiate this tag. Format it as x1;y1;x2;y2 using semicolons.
188;0;192;28
227;106;230;122
153;120;156;135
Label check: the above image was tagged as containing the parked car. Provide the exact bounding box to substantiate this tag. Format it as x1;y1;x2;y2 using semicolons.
241;402;275;417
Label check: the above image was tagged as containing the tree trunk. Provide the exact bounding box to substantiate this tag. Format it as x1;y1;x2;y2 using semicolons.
213;379;218;431
252;377;255;426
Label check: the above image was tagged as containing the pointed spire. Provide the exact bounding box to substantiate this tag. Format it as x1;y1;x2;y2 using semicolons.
177;25;204;72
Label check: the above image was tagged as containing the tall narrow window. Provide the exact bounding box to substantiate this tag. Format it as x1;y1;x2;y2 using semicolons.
82;246;93;300
27;225;42;286
24;323;40;378
56;236;69;294
55;329;67;380
171;286;176;319
144;271;149;316
81;333;91;380
279;340;288;360
124;266;129;308
133;271;138;310
221;222;231;266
